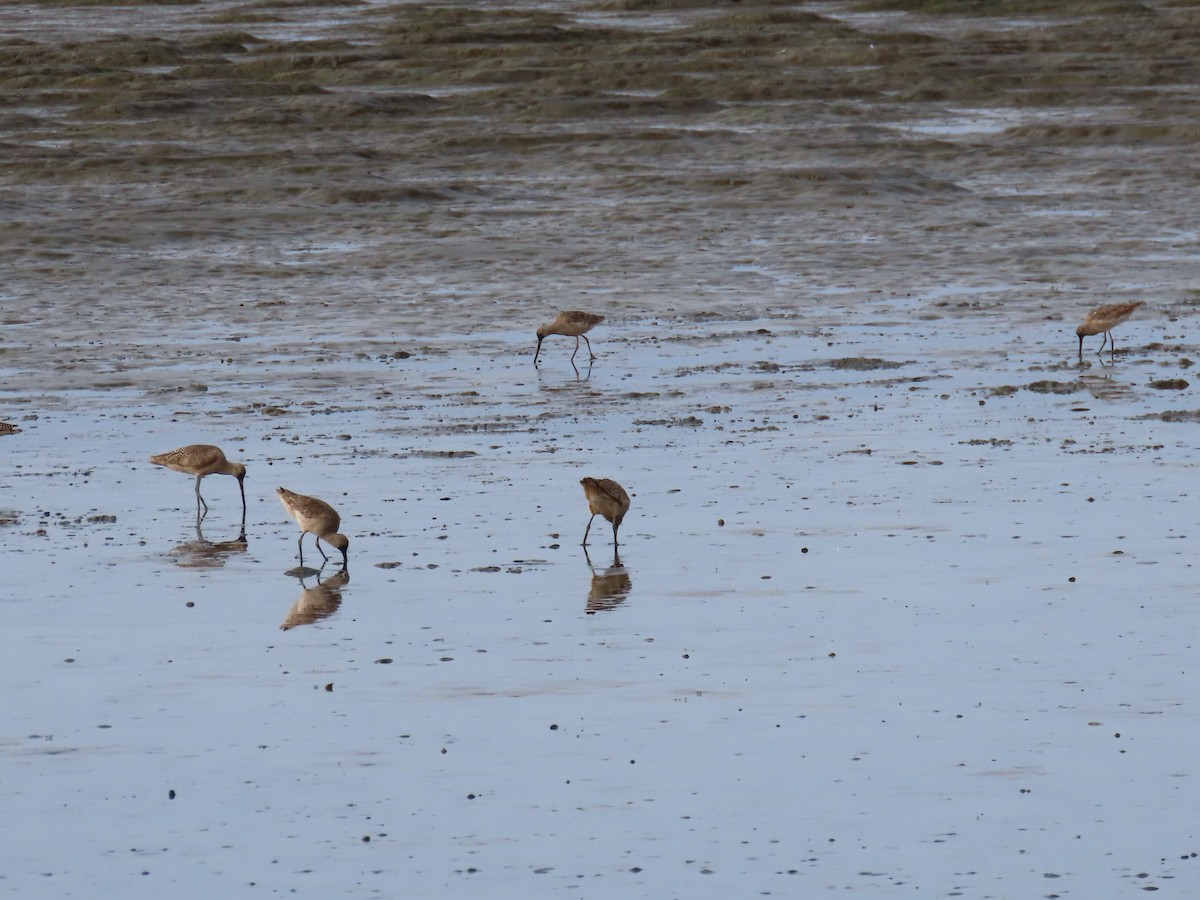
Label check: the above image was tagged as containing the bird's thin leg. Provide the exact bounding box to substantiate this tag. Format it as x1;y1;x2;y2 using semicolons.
194;476;209;515
582;513;595;546
1108;332;1117;356
1096;332;1109;355
583;334;596;361
316;537;330;562
570;336;580;362
297;533;305;565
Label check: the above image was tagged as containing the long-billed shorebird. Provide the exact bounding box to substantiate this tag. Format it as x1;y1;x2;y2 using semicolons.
580;476;630;547
535;311;604;365
149;444;247;518
0;422;21;436
1076;301;1144;356
277;486;350;569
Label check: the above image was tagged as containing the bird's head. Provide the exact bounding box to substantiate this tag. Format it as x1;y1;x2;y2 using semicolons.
328;533;350;567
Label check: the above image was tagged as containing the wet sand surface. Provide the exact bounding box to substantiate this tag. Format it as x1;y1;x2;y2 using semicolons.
3;0;1200;895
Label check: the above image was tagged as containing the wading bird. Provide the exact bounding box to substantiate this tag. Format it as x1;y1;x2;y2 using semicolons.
580;476;630;547
535;311;604;365
277;486;350;569
150;444;247;518
1076;301;1144;356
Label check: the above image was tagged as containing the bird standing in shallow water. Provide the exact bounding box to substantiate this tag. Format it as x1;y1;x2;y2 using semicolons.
580;477;630;547
1076;301;1144;356
277;487;350;569
150;444;247;518
535;311;604;365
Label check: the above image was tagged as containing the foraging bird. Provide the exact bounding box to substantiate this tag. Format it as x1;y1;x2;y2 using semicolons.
535;311;604;365
150;444;247;518
0;422;21;436
277;486;350;569
1076;301;1144;356
580;477;630;547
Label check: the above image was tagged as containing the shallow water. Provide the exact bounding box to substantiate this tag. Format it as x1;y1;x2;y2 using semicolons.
4;0;1200;896
6;316;1200;896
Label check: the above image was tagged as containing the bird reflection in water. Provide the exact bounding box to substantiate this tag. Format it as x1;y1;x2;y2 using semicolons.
585;547;632;614
281;568;349;631
169;513;248;568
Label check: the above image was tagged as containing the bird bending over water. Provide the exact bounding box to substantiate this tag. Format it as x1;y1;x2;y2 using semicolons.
150;444;247;518
580;476;630;547
1076;301;1144;356
535;311;604;365
277;486;350;569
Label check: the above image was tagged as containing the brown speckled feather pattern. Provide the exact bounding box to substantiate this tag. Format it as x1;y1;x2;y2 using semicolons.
580;477;630;522
277;487;341;534
1076;301;1144;337
150;444;232;476
538;311;604;338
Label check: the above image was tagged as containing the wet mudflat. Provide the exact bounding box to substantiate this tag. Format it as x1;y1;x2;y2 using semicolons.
3;0;1200;896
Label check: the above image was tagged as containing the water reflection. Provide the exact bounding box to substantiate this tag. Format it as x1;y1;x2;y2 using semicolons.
281;568;349;630
168;516;248;568
584;547;631;614
537;357;594;385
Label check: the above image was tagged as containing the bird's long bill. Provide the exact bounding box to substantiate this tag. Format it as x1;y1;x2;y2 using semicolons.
533;335;544;364
238;474;247;517
1077;333;1084;356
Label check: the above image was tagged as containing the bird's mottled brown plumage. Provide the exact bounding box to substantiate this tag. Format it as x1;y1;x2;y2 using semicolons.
277;486;350;569
1076;301;1144;355
580;476;630;547
150;444;246;517
0;422;21;436
535;311;604;364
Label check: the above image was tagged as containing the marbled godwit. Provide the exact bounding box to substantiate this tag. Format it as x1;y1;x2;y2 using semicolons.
535;311;604;365
580;476;630;547
149;444;246;517
1076;301;1144;356
277;486;350;568
0;422;21;436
